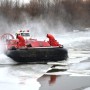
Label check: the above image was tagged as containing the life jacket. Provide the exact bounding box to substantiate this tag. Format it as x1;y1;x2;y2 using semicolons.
47;34;61;46
17;35;25;48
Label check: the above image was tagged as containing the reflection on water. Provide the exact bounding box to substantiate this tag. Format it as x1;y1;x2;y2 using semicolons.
49;75;57;85
38;75;90;90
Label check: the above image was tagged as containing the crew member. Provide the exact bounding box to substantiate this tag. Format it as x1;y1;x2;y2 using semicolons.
16;34;25;48
47;34;62;47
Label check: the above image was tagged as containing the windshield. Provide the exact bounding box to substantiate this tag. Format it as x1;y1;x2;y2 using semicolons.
21;33;30;37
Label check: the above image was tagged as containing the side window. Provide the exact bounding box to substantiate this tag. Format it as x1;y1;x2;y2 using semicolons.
21;33;30;37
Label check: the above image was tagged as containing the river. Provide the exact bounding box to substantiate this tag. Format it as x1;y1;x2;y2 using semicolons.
0;30;90;90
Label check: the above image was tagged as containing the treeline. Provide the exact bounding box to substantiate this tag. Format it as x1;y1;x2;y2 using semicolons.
0;0;90;28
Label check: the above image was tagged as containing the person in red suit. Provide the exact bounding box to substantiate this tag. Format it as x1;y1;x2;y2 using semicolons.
47;34;62;47
16;34;25;48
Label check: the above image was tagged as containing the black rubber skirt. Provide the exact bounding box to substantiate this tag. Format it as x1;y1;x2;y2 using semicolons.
6;47;68;63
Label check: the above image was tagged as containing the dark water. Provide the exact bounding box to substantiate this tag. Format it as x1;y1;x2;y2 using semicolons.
38;75;90;90
0;31;90;90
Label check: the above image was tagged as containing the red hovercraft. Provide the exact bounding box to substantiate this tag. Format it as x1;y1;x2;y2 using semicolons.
0;30;68;63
